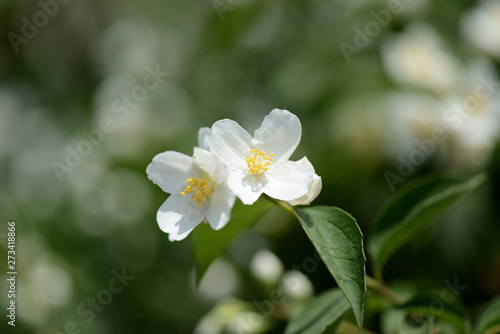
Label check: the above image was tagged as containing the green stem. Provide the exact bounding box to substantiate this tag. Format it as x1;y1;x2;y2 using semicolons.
263;195;296;216
365;274;402;305
374;267;384;285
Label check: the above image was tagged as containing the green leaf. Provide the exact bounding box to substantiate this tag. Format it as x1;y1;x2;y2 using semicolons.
381;309;431;334
296;206;366;328
368;173;486;280
475;296;500;334
191;198;274;285
401;291;467;331
285;288;350;334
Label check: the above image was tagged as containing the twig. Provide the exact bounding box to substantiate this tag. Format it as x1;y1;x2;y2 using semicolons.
262;195;296;216
365;274;402;305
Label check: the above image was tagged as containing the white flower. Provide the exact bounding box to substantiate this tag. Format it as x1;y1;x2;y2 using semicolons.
461;1;500;59
249;249;284;284
381;22;461;94
443;58;500;166
208;109;314;205
146;147;235;241
383;90;443;159
287;157;322;206
281;270;314;300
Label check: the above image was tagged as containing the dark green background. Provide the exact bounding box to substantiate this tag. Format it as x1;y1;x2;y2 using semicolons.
0;0;499;333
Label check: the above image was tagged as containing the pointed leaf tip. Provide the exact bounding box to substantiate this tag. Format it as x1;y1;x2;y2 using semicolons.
295;206;366;328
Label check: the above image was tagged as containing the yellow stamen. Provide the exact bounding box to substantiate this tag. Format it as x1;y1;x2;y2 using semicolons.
246;149;273;175
180;176;212;207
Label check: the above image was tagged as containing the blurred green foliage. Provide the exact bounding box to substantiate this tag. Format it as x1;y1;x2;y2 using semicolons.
0;0;499;333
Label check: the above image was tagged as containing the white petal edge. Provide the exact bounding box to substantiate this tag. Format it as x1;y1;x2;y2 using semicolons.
288;174;322;206
206;184;236;230
253;109;302;162
157;195;205;241
146;151;197;195
198;127;211;151
287;157;322;206
208;119;253;171
263;160;313;201
193;147;228;184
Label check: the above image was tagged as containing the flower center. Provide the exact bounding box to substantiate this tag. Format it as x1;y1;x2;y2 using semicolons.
246;149;274;175
180;177;212;207
465;90;486;115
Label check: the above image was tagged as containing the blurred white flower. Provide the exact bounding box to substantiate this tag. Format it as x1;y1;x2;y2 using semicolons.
208;109;313;205
198;259;239;300
194;317;222;334
228;311;267;334
287;157;322;206
452;114;499;166
10;108;66;218
147;147;236;241
381;22;461;94
148;81;194;142
32;262;73;307
383;91;444;160
94;19;159;75
250;249;284;285
194;298;260;334
442;58;500;166
281;270;314;300
461;0;500;58
16;236;73;327
92;72;153;161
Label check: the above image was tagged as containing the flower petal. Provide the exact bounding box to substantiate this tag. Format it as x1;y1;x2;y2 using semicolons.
287;156;322;206
264;160;313;201
193;147;227;184
288;174;322;206
228;171;265;205
206;184;236;230
208;119;252;171
294;156;314;169
157;195;205;241
198;127;211;151
146;151;197;194
253;109;302;161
